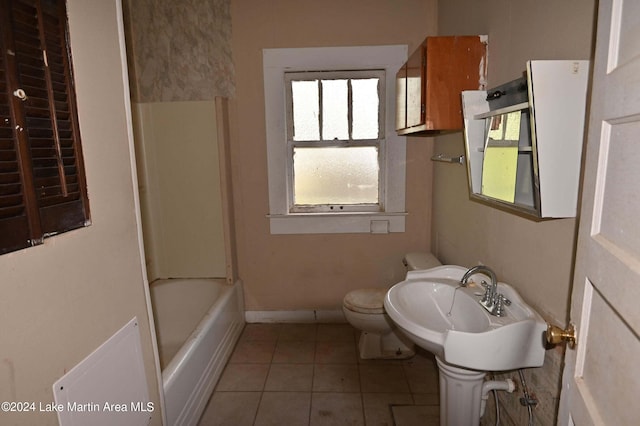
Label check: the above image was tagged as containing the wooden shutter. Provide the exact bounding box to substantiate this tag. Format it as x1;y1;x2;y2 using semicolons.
0;25;32;253
0;0;89;254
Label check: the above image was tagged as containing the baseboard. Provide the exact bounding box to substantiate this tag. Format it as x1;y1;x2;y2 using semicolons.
245;310;346;323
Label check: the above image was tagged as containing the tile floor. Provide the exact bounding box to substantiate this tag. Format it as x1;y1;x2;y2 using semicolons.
198;323;440;426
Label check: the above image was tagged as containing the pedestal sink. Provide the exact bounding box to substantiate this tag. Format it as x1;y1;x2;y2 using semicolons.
384;265;547;426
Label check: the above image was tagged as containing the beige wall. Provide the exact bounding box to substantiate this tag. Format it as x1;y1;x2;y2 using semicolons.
132;101;227;281
230;0;438;312
435;1;596;424
0;1;161;425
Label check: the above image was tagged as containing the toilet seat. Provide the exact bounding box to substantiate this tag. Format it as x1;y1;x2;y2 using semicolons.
343;288;386;314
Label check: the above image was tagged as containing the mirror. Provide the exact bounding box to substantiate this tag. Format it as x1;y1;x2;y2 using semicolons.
481;111;522;202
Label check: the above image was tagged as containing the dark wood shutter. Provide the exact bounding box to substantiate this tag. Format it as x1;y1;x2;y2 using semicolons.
0;0;89;254
0;25;32;253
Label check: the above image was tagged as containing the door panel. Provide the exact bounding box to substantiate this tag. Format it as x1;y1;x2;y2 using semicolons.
560;0;640;424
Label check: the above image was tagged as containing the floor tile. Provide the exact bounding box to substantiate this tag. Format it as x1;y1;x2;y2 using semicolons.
201;323;443;425
272;339;316;363
310;392;364;426
254;392;311;426
215;363;269;391
392;404;439;426
316;323;358;341
229;339;276;364
240;323;281;342
313;363;361;392
359;364;410;393
315;340;358;364
278;323;317;341
403;360;439;394
362;392;413;426
403;349;437;368
412;393;439;405
198;391;261;426
264;363;314;391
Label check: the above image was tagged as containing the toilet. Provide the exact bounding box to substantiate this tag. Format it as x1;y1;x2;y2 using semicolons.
342;252;442;359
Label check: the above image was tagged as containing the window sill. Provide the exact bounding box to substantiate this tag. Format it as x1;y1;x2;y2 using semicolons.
267;212;407;234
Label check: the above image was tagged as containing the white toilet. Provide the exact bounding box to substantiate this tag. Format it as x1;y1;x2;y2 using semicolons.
342;252;442;359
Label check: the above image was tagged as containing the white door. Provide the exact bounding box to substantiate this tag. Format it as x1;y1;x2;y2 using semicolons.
558;0;640;424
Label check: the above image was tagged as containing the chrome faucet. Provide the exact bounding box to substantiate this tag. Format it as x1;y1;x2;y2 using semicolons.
460;265;497;290
461;265;510;317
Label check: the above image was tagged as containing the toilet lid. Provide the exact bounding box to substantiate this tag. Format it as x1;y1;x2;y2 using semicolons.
343;288;386;314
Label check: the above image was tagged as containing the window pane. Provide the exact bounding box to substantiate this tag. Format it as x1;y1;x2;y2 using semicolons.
293;147;379;205
352;78;379;139
292;80;320;141
321;79;348;140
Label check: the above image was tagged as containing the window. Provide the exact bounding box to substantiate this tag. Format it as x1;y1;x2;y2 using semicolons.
286;70;384;213
263;46;407;234
0;0;90;254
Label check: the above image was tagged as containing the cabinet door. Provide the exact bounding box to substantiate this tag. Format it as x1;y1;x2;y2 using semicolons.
424;37;485;131
395;64;407;131
406;45;424;128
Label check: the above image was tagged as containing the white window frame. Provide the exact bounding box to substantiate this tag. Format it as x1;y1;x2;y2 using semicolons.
263;46;407;234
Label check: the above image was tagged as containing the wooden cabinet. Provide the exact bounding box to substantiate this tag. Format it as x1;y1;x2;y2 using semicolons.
396;36;488;135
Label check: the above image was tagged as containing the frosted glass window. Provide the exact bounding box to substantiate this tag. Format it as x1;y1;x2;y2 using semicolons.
285;70;384;212
292;80;320;141
322;79;349;140
293;147;379;205
352;79;379;139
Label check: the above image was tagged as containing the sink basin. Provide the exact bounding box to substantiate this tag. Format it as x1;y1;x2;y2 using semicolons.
384;265;546;371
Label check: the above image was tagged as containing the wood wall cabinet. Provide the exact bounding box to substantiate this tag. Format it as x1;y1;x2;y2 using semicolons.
396;36;488;135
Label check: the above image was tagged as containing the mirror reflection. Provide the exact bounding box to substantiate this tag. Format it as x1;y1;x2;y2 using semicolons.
481;111;522;203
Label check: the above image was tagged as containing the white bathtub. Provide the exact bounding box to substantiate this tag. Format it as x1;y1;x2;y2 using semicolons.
150;278;244;426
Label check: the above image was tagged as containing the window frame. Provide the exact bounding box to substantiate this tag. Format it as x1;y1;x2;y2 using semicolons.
285;69;386;214
263;46;407;234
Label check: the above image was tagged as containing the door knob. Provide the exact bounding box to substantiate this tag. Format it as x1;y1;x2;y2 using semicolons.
546;323;576;348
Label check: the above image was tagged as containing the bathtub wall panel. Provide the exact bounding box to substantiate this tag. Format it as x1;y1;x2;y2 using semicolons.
133;101;227;280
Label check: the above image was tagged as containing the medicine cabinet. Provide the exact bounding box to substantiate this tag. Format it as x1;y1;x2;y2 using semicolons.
462;60;589;218
396;35;488;135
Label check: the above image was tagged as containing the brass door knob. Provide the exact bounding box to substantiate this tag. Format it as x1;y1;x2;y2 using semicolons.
546;323;576;348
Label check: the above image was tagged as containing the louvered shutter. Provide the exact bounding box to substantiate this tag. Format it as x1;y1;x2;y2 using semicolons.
0;0;89;254
0;32;32;253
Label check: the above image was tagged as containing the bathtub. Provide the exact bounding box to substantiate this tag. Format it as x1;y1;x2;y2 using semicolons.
150;278;244;426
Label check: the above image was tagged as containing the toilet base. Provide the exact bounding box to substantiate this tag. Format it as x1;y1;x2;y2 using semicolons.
358;330;415;359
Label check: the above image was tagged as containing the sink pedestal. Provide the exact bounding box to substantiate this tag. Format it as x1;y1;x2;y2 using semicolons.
436;357;486;426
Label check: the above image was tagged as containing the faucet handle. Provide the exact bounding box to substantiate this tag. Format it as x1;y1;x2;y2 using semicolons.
493;294;509;317
480;281;492;303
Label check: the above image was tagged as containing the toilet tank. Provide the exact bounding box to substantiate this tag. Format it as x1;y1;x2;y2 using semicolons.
403;252;441;271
